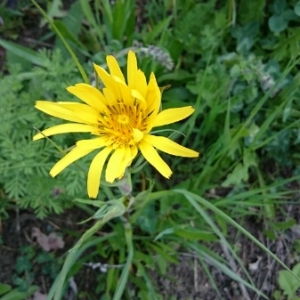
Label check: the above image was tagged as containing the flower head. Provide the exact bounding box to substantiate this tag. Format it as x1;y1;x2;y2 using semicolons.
33;51;199;198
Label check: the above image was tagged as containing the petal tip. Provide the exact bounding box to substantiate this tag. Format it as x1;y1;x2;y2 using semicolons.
49;170;56;178
88;191;97;199
32;134;39;141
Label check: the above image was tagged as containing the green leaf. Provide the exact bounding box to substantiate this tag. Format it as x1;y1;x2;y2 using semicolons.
158;70;194;83
51;21;85;49
144;16;172;44
112;222;133;300
0;284;11;296
268;14;288;33
295;1;300;16
174;228;217;241
273;0;287;15
15;256;32;274
273;219;296;231
137;204;156;234
40;0;65;27
282;9;298;21
222;164;248;187
0;286;37;300
278;270;298;298
0;39;46;67
79;0;104;45
163;87;192;102
243;149;258;169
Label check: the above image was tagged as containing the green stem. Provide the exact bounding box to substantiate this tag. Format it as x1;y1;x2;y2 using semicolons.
112;220;134;300
31;0;89;84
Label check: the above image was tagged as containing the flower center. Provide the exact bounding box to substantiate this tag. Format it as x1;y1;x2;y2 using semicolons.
117;114;129;125
97;100;150;148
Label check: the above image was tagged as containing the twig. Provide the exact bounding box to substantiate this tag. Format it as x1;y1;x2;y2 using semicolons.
194;250;199;294
220;239;251;300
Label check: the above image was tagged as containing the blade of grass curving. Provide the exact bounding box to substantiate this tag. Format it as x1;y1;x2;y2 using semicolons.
190;243;267;299
214;174;300;204
47;234;114;300
178;190;256;289
48;201;126;300
112;221;134;300
197;256;222;299
0;39;46;67
49;219;106;300
31;0;89;84
175;189;300;281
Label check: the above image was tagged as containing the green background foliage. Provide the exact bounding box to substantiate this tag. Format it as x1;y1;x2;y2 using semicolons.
1;0;300;299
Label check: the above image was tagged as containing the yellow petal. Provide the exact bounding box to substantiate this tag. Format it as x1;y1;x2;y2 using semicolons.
139;140;172;178
50;147;95;177
130;146;138;164
106;55;125;82
33;123;95;141
35;101;86;123
66;84;107;110
87;147;112;198
116;146;131;179
132;128;144;143
93;63;121;99
144;135;199;157
127;50;137;87
57;102;99;124
131;89;146;110
136;69;147;99
105;147;126;183
76;137;107;149
103;87;117;106
117;81;134;106
145;73;161;119
153;106;195;127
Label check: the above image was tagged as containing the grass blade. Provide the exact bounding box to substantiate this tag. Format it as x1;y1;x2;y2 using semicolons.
31;0;89;84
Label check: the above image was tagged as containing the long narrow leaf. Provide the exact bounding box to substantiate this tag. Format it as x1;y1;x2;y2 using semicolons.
112;221;134;300
0;39;46;67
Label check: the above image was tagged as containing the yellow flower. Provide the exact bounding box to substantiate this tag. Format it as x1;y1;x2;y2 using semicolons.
33;51;199;198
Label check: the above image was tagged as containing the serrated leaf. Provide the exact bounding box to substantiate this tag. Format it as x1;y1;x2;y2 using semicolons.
243;149;258;169
222;164;248;187
40;0;66;27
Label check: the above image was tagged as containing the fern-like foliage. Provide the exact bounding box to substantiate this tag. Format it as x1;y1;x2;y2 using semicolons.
0;49;92;218
174;1;225;59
